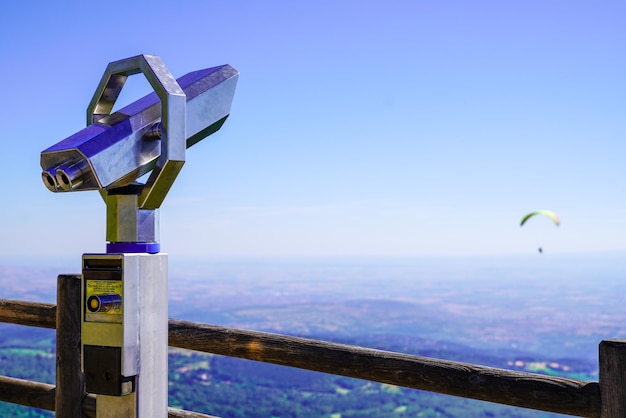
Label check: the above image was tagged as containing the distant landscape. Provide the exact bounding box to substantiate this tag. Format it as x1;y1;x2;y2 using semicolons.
1;253;624;417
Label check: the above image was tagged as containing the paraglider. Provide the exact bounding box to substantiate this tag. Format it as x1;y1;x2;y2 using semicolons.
520;210;560;254
520;210;560;227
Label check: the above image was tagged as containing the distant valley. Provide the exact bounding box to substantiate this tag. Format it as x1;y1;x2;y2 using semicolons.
1;255;624;416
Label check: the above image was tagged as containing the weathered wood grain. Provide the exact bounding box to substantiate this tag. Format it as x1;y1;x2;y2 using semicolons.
0;298;55;329
0;375;56;411
169;319;600;417
0;375;215;418
600;339;626;418
55;274;85;417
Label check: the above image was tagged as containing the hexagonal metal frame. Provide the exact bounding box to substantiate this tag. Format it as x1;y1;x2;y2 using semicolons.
87;54;186;209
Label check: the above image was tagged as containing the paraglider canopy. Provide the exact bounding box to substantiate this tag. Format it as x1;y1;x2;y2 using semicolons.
520;210;560;227
520;210;560;254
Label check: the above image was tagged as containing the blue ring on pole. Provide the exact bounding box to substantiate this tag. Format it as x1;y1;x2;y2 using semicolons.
107;242;161;254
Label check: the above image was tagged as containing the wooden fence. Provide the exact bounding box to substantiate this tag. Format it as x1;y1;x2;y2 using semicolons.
0;274;622;417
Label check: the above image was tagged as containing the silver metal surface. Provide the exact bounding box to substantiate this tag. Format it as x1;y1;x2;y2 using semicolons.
105;194;159;243
87;55;186;210
40;55;239;210
137;209;159;243
56;160;90;191
135;253;168;417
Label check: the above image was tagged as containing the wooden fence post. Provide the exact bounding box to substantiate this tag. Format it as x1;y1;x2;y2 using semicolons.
56;274;84;417
600;339;626;417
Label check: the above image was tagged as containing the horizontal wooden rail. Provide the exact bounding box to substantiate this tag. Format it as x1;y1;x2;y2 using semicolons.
0;299;55;329
0;298;601;417
0;375;56;412
0;375;217;418
169;319;600;417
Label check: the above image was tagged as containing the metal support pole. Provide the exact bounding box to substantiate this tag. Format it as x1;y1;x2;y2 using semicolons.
81;251;168;418
55;274;85;417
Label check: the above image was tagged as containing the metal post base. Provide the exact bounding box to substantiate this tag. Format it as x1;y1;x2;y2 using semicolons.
82;252;168;418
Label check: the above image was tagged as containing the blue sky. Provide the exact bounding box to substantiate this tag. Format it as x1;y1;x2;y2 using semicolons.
0;1;625;261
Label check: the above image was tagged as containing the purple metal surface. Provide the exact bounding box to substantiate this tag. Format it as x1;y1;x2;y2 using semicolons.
106;242;161;254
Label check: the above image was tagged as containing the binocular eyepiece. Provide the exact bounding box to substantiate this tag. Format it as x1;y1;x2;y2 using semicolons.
43;159;92;192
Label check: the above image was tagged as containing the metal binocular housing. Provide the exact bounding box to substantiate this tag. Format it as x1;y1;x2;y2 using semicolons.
41;54;239;210
40;55;239;416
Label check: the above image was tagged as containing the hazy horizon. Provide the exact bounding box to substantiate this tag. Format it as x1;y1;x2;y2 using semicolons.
2;250;624;366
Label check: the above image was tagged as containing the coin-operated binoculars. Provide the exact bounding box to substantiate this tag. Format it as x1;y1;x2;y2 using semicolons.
40;55;238;417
